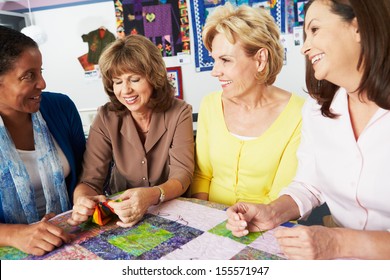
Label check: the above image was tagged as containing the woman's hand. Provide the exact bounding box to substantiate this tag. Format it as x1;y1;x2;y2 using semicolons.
108;188;156;228
274;225;338;259
226;196;300;237
226;202;277;237
67;194;106;226
8;213;73;256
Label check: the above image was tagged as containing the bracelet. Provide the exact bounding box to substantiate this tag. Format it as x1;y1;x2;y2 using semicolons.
155;186;165;206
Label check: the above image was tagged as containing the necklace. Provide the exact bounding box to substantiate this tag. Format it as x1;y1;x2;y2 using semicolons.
134;115;151;134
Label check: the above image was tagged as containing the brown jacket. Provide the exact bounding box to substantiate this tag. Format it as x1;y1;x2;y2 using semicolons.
80;98;194;195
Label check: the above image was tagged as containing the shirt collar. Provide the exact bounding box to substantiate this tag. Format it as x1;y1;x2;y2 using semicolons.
329;87;389;124
329;87;348;115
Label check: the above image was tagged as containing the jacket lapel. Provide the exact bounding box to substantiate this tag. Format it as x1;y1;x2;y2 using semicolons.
120;111;167;155
145;111;166;153
120;113;146;156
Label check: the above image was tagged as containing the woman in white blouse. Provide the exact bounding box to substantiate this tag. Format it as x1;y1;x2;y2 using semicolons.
225;0;390;259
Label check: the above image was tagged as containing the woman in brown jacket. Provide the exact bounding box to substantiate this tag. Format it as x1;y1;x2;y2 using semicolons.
68;35;194;228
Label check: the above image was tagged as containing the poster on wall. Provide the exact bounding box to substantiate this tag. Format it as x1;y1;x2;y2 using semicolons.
113;0;190;57
190;0;285;72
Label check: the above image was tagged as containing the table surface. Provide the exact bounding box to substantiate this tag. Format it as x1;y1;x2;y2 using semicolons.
0;198;291;260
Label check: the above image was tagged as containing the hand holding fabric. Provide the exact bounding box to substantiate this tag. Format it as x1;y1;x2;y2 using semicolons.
67;194;106;226
107;187;154;228
226;202;277;237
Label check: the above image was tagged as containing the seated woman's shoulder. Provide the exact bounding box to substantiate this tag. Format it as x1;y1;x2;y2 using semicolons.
171;97;192;111
272;87;304;107
42;91;71;102
41;92;76;110
290;93;306;106
97;102;124;120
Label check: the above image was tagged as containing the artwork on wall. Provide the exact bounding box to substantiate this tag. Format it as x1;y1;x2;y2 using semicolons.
113;0;191;57
286;0;295;33
77;53;101;80
293;0;308;26
190;0;285;72
292;0;308;46
81;26;116;65
78;26;116;80
77;53;95;72
167;66;183;99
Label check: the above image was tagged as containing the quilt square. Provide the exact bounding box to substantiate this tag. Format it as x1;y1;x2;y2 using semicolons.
149;199;228;231
231;246;285;260
26;244;102;260
162;232;246;260
108;223;174;256
80;214;203;260
0;246;28;260
249;228;286;258
208;220;263;245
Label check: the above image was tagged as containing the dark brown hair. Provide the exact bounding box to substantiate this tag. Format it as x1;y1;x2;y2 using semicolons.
304;0;390;118
99;34;174;115
0;26;38;76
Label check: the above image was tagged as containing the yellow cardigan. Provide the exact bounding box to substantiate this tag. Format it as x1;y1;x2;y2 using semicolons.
190;91;304;206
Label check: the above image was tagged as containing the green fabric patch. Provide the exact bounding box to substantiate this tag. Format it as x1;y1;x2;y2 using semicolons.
108;223;174;256
0;246;28;260
208;220;263;245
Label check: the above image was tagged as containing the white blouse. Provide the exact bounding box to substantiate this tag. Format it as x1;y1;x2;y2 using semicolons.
280;88;390;230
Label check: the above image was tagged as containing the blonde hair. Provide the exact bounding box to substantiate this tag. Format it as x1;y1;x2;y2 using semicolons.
202;3;283;85
99;34;174;114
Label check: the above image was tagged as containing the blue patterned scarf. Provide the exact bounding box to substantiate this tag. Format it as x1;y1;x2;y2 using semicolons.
0;111;70;224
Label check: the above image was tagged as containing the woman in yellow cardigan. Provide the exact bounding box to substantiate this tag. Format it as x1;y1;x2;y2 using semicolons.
190;3;304;206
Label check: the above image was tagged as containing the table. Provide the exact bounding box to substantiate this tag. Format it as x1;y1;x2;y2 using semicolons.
0;198;291;260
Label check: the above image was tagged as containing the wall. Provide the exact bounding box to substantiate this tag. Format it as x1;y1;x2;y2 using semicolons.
1;0;307;115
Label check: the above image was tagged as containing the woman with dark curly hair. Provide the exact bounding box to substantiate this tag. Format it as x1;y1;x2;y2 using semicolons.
0;26;85;256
